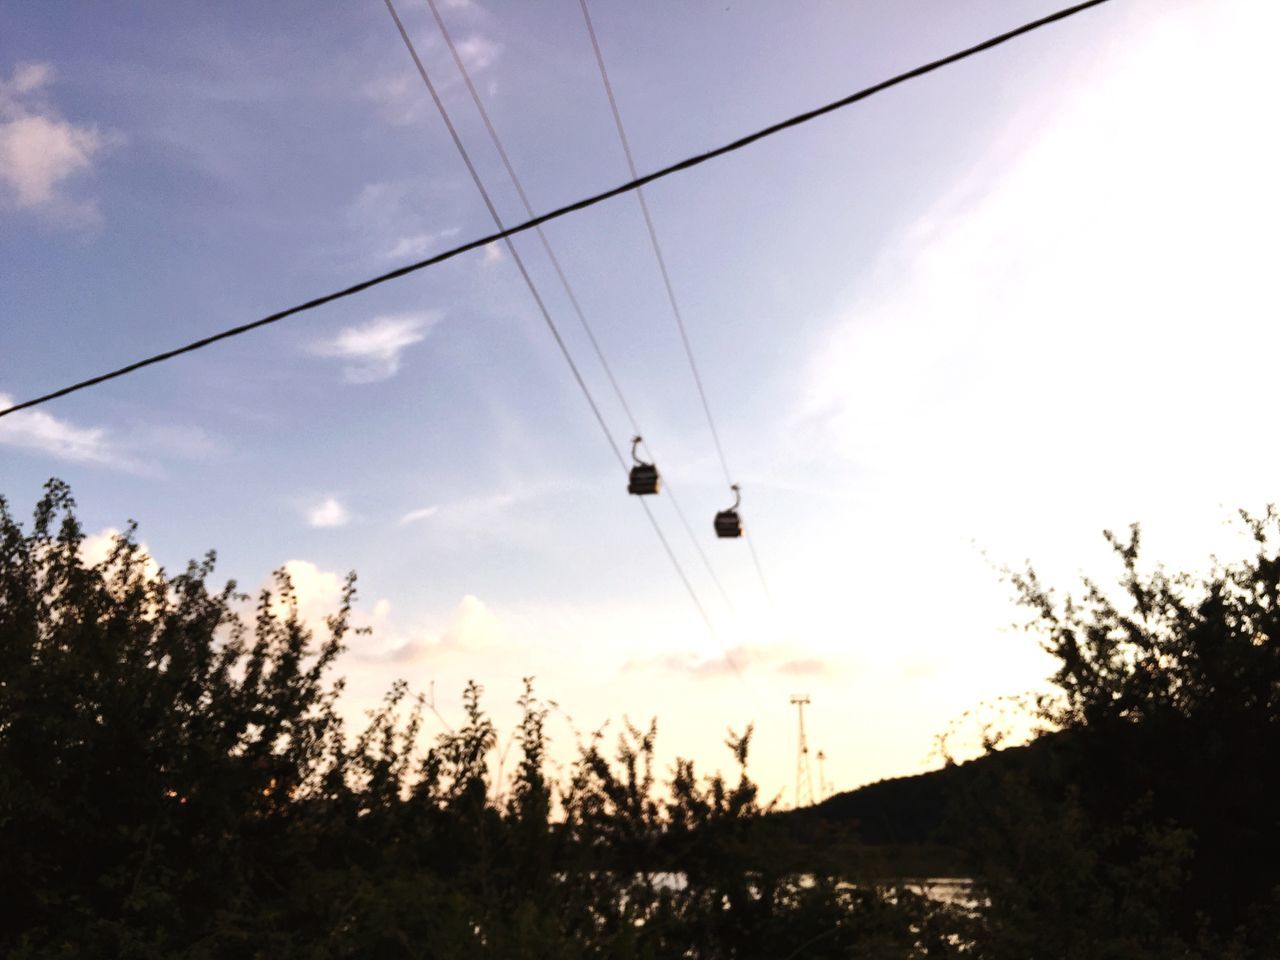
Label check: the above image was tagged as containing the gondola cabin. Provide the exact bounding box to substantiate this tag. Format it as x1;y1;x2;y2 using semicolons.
628;463;660;495
627;436;661;495
714;508;742;538
714;484;743;538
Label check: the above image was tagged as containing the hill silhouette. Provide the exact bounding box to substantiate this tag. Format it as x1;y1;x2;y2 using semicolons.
788;744;1033;845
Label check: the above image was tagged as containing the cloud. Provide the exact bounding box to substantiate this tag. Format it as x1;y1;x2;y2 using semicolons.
344;179;468;272
6;63;54;97
310;312;438;383
263;559;501;666
362;34;498;127
266;560;374;634
81;527;161;581
265;561;394;644
396;490;522;529
777;657;831;677
0;391;138;470
794;0;1280;535
384;228;460;261
455;36;500;72
362;72;423;128
308;497;349;528
481;241;504;265
399;505;440;525
375;594;505;664
629;645;834;679
0;62;119;223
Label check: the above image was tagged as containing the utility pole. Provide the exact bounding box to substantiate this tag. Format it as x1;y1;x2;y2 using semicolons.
790;695;814;808
816;749;829;802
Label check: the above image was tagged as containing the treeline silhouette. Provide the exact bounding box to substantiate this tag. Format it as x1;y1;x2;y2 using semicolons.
1;480;1277;957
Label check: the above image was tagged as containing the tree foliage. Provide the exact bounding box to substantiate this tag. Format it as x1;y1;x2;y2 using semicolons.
9;479;1277;957
0;481;963;958
964;518;1280;956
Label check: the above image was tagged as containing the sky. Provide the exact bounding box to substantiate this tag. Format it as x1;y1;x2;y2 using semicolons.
2;0;1277;805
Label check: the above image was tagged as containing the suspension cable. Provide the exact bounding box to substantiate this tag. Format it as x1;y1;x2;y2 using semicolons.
382;0;723;642
422;0;734;612
578;0;776;599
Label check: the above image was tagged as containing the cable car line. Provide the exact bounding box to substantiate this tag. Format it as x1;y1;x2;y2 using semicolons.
578;0;734;491
744;533;772;599
382;0;727;646
0;0;1111;421
579;0;776;602
422;0;735;612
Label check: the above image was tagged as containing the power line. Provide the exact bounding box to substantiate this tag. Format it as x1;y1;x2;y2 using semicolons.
0;0;1111;421
380;0;606;461
382;0;723;643
423;0;734;612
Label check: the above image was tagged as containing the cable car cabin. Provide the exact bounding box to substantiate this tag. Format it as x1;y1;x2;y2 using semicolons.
627;436;661;495
714;508;743;538
628;463;660;495
714;484;743;538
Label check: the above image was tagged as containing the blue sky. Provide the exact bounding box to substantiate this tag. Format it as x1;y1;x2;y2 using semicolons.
2;0;1277;802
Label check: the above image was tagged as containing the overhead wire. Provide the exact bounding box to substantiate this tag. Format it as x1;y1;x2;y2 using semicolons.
422;0;734;612
578;0;775;597
381;0;731;662
0;0;1112;421
577;0;733;490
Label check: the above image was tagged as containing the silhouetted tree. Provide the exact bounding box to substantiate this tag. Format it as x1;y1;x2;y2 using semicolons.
0;480;966;958
967;517;1280;956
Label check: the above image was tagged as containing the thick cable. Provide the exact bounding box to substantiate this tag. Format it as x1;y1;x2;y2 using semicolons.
0;0;1111;421
423;0;734;612
383;0;722;641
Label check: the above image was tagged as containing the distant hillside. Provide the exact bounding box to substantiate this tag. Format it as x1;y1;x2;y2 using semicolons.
775;735;1060;846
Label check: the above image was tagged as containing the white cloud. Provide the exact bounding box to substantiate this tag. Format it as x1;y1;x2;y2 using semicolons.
481;241;503;265
267;560;378;634
0;114;103;207
384;228;460;261
380;594;505;663
308;497;349;529
81;527;126;567
7;62;54;97
796;0;1280;541
0;391;137;469
347;180;456;266
361;33;497;127
415;490;524;533
266;560;395;641
399;505;440;525
81;527;161;582
262;560;498;666
362;72;422;128
311;313;438;383
0;62;118;223
455;36;500;72
628;644;835;680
